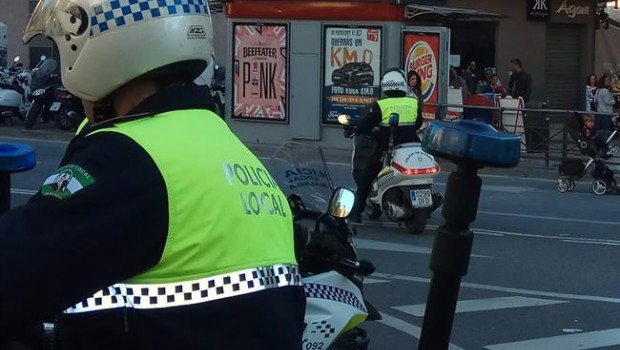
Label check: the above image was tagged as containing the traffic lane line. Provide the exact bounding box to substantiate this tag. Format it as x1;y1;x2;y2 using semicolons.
0;136;71;145
477;211;620;226
372;272;620;304
393;296;569;317
356;222;620;246
354;238;494;259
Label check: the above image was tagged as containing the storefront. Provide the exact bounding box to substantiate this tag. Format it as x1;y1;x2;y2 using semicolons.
447;0;597;109
221;0;501;148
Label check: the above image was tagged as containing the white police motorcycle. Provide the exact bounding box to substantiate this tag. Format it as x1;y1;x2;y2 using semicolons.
269;142;381;349
338;114;443;234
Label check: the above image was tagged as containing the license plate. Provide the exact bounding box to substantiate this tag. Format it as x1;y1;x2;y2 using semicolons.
410;188;433;208
49;102;61;112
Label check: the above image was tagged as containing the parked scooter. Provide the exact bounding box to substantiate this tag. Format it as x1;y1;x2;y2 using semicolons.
338;113;443;234
0;56;33;122
25;57;85;131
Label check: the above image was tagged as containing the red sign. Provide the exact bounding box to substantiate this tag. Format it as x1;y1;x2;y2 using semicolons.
403;33;440;119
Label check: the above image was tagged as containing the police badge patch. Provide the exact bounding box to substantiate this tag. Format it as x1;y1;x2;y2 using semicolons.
41;164;95;199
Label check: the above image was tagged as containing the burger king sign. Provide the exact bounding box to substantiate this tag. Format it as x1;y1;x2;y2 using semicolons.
405;41;437;101
403;33;440;119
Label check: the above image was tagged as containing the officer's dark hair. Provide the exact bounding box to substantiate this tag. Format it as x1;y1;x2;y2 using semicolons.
143;60;207;89
511;59;523;68
385;90;406;97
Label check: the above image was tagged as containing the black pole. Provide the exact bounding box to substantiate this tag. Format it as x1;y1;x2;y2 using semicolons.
0;172;10;216
418;163;481;350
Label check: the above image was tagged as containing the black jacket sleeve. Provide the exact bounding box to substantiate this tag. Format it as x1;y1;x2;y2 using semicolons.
356;102;382;136
0;132;168;338
523;73;532;102
416;102;423;130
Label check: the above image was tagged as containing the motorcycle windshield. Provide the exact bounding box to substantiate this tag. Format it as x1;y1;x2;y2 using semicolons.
267;142;334;213
36;59;58;79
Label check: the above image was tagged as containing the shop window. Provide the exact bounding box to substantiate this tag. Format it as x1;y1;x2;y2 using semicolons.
449;21;497;75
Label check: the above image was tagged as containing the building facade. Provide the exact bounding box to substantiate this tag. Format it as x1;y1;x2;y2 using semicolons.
0;0;61;68
447;0;597;110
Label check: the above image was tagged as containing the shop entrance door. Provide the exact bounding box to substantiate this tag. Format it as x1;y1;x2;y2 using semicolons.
289;53;321;140
545;24;583;109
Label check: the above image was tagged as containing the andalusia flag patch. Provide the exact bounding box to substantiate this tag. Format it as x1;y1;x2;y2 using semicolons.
41;164;95;199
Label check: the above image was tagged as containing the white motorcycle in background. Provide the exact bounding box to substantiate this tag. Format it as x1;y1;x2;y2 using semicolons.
339;114;443;234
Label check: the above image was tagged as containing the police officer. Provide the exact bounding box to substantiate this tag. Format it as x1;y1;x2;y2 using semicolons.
0;0;305;349
349;68;423;223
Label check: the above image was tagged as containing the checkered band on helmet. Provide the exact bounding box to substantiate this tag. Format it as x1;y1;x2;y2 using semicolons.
23;0;214;101
90;0;210;37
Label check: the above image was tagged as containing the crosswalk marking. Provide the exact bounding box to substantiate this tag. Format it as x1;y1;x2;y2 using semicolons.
364;278;390;285
485;328;620;350
393;296;568;317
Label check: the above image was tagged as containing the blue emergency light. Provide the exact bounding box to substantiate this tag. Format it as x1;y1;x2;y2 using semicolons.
422;120;521;168
0;143;36;173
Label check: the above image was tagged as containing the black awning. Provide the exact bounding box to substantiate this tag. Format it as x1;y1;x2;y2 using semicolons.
405;4;505;20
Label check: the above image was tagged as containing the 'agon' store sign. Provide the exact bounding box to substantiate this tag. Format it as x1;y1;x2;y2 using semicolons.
555;0;590;19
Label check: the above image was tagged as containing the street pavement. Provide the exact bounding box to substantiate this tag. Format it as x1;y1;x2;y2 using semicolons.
1;133;620;350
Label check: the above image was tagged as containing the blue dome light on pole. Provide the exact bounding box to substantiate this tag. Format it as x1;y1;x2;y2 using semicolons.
422;120;521;169
0;143;36;173
0;143;36;215
416;119;521;350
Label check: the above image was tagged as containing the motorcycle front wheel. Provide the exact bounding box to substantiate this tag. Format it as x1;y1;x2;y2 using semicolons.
24;102;43;130
328;327;369;350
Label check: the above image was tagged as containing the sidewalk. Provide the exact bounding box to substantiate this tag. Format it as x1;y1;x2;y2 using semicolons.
0;122;560;179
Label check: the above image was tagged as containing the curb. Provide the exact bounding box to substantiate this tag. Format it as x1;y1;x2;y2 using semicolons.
0;124;73;142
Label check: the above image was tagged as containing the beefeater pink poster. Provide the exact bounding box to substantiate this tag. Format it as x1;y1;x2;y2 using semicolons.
233;24;287;120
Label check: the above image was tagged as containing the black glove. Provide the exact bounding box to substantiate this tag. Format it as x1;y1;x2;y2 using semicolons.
343;125;355;138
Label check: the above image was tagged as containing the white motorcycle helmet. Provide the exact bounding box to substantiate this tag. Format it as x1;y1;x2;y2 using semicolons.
23;0;214;102
380;68;408;95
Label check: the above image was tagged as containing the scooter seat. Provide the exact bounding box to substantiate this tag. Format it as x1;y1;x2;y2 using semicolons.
0;83;24;96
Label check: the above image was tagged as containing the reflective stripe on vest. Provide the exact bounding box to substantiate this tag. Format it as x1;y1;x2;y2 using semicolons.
377;97;419;126
65;264;301;313
75;117;89;135
66;109;298;313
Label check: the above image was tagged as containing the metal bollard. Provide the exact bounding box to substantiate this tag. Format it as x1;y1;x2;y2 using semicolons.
418;120;521;350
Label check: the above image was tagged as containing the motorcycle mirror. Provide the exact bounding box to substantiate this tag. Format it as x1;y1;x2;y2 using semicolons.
337;114;351;125
389;113;399;126
40;55;47;62
328;188;355;218
13;56;20;63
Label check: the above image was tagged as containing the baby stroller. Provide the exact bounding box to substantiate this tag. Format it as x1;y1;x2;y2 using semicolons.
557;114;618;195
